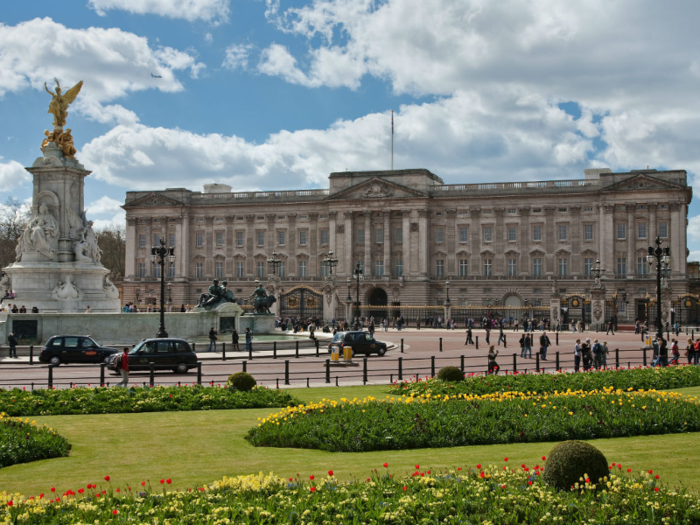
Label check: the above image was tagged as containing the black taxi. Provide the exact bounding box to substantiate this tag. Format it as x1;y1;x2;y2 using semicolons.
328;331;387;357
107;338;198;374
39;335;119;366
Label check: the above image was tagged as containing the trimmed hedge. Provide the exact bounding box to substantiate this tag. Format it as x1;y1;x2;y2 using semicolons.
543;440;609;491
0;415;70;468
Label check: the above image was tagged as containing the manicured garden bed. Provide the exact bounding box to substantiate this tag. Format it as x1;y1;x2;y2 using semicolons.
2;463;698;524
0;415;70;468
247;388;700;451
0;385;300;417
392;365;700;397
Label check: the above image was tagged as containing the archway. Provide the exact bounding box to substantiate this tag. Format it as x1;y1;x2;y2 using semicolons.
367;287;388;322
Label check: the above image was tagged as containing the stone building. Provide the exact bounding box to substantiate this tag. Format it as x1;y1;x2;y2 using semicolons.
122;167;691;324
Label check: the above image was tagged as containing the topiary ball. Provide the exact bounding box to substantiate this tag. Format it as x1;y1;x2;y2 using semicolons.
227;372;257;392
437;366;464;382
542;440;609;491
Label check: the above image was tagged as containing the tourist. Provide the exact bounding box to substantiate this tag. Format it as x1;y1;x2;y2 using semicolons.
231;329;240;352
19;305;26;313
368;320;375;337
582;338;592;371
592;339;603;369
245;328;253;352
685;337;694;364
208;327;218;352
487;345;499;375
574;339;582;372
670;339;680;365
115;347;130;388
85;305;92;313
497;327;505;346
180;304;186;312
658;337;668;367
485;326;491;344
309;324;316;340
31;306;39;313
606;319;615;335
539;331;551;360
465;327;473;345
518;334;525;357
602;341;609;368
694;339;700;365
8;331;17;358
524;333;532;358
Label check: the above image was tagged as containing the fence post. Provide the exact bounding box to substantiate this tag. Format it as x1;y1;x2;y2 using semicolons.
504;334;507;348
48;365;53;389
29;345;34;365
555;351;560;371
222;342;226;361
641;331;644;342
536;353;540;373
643;348;647;367
363;358;368;385
273;341;277;359
512;353;517;373
556;332;559;346
476;336;479;350
401;339;404;353
249;344;253;360
284;360;290;385
439;338;443;352
460;354;465;373
325;359;330;383
149;362;155;387
100;363;106;386
295;340;300;358
614;348;619;368
431;355;435;377
242;360;247;373
197;362;202;385
398;357;403;381
315;339;320;357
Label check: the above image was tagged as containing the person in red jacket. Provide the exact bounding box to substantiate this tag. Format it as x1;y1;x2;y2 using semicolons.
116;347;129;388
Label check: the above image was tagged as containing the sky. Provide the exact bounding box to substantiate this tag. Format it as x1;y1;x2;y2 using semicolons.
2;0;700;260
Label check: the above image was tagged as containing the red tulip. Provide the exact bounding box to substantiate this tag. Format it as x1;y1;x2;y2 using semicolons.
627;469;632;473
50;488;55;492
648;470;653;474
476;464;481;469
104;476;110;482
366;478;370;482
78;489;84;494
6;501;12;507
655;475;659;479
415;464;420;469
504;457;508;462
113;510;119;515
383;463;389;468
542;456;546;461
402;486;407;491
141;481;146;486
328;470;333;477
116;488;120;493
309;475;314;480
528;481;533;485
310;487;316;493
166;479;171;484
159;479;164;484
654;487;659;492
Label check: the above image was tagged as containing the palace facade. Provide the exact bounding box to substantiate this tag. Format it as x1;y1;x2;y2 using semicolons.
122;167;692;323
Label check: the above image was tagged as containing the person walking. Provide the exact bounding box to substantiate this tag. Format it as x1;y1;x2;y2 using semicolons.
582;338;593;371
8;331;17;358
606;319;615;336
519;334;525;358
487;345;500;375
231;329;240;351
208;327;218;352
245;327;253;352
602;341;609;369
115;347;130;388
465;327;473;345
574;339;582;372
670;338;680;365
592;339;603;370
658;337;668;367
685;337;693;364
497;327;506;346
485;327;491;344
539;331;551;360
524;333;532;358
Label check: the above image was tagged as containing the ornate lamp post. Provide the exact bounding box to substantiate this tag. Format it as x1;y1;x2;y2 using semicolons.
323;250;339;276
167;282;172;307
267;251;282;276
647;236;671;339
444;280;451;305
352;263;363;319
151;238;175;338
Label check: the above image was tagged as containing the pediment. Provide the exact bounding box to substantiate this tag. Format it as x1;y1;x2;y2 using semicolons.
602;174;684;193
123;193;183;208
326;177;428;200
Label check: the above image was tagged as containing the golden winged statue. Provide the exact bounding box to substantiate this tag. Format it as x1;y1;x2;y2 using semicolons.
45;78;83;128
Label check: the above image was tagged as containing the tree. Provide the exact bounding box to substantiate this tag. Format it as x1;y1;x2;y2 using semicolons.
96;225;126;280
0;198;30;269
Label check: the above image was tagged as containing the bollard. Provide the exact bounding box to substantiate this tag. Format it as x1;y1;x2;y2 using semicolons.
615;348;620;368
512;353;517;373
431;355;435;377
48;365;54;389
460;354;465;373
363;358;368;384
273;342;277;359
315;339;320;357
197;362;202;385
335;376;339;387
100;363;106;386
242;360;247;373
325;359;330;383
222;342;227;361
31;382;34;392
555;351;560;370
692;329;695;340
307;377;310;388
556;332;559;346
536;353;540;373
249;344;253;360
398;357;403;381
284;360;290;385
439;338;443;352
295;340;300;358
29;345;34;365
390;374;393;383
643;348;647;367
504;334;507;348
401;339;404;353
276;378;279;389
476;336;479;349
641;331;644;342
149;362;155;387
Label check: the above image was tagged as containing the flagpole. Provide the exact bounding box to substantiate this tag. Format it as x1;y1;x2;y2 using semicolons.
391;110;394;171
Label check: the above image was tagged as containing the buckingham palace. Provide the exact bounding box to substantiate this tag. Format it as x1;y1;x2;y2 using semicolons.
122;167;692;325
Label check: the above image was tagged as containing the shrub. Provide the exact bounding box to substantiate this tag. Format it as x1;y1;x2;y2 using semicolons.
227;372;257;392
0;415;70;468
543;440;609;491
437;366;464;382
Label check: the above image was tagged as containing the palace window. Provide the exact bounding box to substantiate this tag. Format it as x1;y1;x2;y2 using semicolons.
637;257;648;275
483;259;492;277
278;231;285;246
395;227;403;243
533;258;542;276
558;224;567;241
617;257;627;276
459;259;468;277
257;231;265;246
584;257;593;276
169;233;176;247
617;223;626;240
196;233;203;248
153;264;161;278
168;261;175;278
508;226;516;242
256;261;265;278
533;225;542;241
138;262;146;278
436;260;445;277
236;232;244;247
154;233;161;246
299;260;307;277
659;222;668;238
216;232;223;246
236;262;244;278
195;262;203;278
299;230;307;246
215;261;223;278
508;258;517;276
483;227;492;242
436;228;444;243
279;261;286;277
376;228;384;244
375;260;384;276
395;259;403;277
320;229;329;245
638;223;647;239
139;234;146;248
584;224;593;241
459;227;468;243
558;258;568;276
357;229;365;243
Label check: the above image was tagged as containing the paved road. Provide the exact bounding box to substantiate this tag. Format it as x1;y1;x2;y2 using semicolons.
0;327;681;390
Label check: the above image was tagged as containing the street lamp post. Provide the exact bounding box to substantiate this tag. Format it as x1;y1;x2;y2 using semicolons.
323;250;338;276
444;280;451;305
151;238;175;338
352;263;363;320
267;251;281;276
647;236;671;340
167;282;172;309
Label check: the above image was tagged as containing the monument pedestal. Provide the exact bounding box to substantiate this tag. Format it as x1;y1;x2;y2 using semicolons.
239;313;276;334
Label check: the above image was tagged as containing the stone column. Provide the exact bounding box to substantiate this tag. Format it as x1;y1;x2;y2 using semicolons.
329;211;338;269
344;211;354;273
145;218;153;277
245;214;255;277
549;289;561;326
309;212;319;276
418;209;429;277
626;204;634;278
322;278;338;321
544;206;556;276
266;214;276;255
590;287;607;328
383;211;391;276
570;206;581;276
662;289;673;327
446;209;456;275
125;217;137;278
601;205;615;277
181;215;190;279
402;209;411;277
670;202;682;274
363;211;372;276
518;207;530;276
494;207;505;276
470;208;482;276
287;214;297;276
649;203;657;244
204;215;214;277
225;215;235;277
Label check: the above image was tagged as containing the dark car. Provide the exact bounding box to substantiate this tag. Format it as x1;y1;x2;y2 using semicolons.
108;338;197;374
328;331;387;357
39;336;119;366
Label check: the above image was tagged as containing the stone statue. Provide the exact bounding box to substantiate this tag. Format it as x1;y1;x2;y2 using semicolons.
103;276;120;299
57;128;77;158
0;273;10;296
16;204;59;261
221;280;236;303
250;282;276;314
197;279;237;309
45;79;83;128
73;220;101;264
51;275;80;300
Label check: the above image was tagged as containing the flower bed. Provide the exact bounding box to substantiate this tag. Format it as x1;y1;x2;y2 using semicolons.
0;414;70;468
1;463;699;524
247;389;700;452
0;385;300;417
391;365;700;397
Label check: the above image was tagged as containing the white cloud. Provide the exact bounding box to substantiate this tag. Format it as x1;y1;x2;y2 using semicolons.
88;0;231;24
86;196;126;230
0;160;31;192
204;33;214;44
689;251;700;263
0;18;205;124
86;196;124;216
222;44;253;71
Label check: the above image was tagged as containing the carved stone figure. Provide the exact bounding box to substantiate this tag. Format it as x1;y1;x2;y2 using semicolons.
249;282;276;314
57;128;77;158
45;79;83;129
197;279;237;309
0;273;10;296
103;276;120;299
363;181;393;199
51;275;80;300
16;204;59;261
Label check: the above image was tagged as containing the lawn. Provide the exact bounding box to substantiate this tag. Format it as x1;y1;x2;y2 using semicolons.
0;384;698;497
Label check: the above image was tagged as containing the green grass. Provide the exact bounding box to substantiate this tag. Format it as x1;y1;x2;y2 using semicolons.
0;384;698;497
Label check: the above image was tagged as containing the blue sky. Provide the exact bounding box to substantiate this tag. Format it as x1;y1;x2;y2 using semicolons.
2;0;700;260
